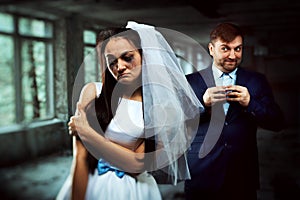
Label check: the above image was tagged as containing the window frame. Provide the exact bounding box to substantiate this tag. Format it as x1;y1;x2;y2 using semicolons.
0;12;55;128
83;28;101;83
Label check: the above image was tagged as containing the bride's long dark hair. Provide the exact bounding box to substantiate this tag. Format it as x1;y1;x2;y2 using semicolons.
87;27;146;174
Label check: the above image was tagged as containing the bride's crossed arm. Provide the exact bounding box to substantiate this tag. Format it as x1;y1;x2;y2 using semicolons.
71;83;146;174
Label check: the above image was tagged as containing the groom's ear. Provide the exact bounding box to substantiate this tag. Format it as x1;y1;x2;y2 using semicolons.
208;43;214;56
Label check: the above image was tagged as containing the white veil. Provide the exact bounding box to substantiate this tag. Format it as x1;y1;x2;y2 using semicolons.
126;21;204;185
73;21;209;185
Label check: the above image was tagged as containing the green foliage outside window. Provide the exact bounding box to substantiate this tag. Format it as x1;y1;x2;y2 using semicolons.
0;35;15;126
0;13;14;33
22;40;47;122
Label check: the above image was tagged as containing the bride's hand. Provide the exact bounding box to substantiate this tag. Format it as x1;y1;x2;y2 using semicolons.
73;103;91;138
68;116;78;136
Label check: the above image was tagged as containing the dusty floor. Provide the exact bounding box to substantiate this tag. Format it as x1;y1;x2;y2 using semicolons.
0;128;299;200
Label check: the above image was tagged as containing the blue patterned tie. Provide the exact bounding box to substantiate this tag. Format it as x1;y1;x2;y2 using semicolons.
222;73;232;114
97;159;125;178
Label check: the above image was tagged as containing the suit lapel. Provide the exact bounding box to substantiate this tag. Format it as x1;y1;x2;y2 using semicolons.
235;67;247;86
200;67;216;87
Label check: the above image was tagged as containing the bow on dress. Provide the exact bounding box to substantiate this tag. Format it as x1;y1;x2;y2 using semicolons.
97;159;125;178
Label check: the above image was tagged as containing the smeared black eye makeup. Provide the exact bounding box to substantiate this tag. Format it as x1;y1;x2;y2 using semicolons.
105;51;135;70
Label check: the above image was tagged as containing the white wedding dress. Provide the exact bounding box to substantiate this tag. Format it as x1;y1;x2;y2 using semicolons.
56;82;162;200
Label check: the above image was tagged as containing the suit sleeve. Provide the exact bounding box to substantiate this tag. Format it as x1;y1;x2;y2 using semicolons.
246;73;286;131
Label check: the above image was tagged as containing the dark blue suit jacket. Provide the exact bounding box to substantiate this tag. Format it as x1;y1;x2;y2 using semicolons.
185;67;285;192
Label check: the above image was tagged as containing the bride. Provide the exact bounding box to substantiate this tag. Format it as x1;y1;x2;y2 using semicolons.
56;21;204;200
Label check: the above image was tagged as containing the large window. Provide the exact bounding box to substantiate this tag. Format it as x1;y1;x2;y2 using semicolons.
0;12;54;127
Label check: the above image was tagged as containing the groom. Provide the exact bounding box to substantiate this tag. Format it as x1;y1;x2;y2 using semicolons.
185;22;286;200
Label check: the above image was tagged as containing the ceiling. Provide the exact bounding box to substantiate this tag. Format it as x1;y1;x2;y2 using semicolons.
1;0;300;44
